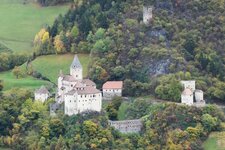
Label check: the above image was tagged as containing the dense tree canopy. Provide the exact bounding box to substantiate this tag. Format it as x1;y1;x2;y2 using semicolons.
0;80;3;91
31;0;225;101
1;1;225;149
0;90;224;149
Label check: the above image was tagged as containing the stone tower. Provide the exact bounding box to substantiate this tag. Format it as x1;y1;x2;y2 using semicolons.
143;6;153;25
58;70;64;92
70;55;83;80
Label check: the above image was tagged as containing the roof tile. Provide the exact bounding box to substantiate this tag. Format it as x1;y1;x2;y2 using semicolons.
103;81;123;89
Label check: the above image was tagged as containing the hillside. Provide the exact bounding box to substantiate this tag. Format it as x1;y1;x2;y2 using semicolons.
0;54;90;90
30;54;90;83
0;1;225;149
203;132;225;150
37;0;225;101
0;71;50;90
0;0;69;53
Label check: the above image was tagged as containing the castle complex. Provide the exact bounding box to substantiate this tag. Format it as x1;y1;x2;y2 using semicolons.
56;55;102;116
34;56;206;134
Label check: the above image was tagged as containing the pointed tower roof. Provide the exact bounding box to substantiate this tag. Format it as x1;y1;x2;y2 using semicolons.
70;55;82;69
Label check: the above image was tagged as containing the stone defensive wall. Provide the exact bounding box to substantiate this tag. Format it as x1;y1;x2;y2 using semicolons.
108;119;143;133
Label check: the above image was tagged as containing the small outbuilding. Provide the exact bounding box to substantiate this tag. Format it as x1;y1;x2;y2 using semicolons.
195;90;204;102
102;81;123;100
34;86;50;102
181;88;194;105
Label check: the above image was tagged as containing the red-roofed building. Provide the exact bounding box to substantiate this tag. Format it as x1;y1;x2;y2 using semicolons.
102;81;123;100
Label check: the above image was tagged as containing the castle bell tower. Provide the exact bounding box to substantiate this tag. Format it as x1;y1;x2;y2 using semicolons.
70;55;83;80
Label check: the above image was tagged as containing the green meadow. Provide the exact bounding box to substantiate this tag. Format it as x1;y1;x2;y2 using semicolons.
31;54;90;83
0;71;50;91
0;54;90;91
0;0;69;53
203;132;225;150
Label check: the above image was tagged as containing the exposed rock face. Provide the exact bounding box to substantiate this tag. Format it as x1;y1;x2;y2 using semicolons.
148;58;171;76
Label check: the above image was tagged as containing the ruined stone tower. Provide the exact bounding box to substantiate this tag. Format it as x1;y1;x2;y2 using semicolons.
143;6;153;25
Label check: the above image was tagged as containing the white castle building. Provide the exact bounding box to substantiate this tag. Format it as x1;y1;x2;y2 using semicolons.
56;55;102;116
181;80;205;106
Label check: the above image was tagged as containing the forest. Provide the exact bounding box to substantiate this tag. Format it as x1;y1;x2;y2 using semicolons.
0;88;225;149
29;0;225;102
0;0;224;101
0;0;225;149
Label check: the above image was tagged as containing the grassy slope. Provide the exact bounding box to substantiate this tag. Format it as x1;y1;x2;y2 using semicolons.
31;54;90;83
102;100;129;120
0;54;90;91
0;71;49;90
203;132;225;150
118;101;129;120
0;0;69;53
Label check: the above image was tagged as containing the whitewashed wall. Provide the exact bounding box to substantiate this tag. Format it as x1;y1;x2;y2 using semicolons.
195;90;204;102
35;93;49;103
181;94;194;105
64;92;102;116
181;80;196;91
64;94;78;116
103;89;122;99
70;68;83;80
